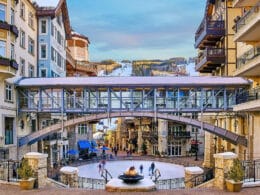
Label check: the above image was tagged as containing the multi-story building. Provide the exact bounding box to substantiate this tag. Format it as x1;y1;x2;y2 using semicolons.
232;0;260;160
0;0;38;160
195;0;260;167
195;0;243;167
66;31;97;77
35;0;70;77
0;0;19;160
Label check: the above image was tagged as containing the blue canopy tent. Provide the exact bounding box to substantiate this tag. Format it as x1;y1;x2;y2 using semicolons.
78;140;91;149
67;149;78;155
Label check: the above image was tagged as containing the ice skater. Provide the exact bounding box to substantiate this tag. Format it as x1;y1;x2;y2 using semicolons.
139;164;143;175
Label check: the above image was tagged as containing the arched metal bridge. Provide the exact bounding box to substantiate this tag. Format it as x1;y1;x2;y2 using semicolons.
14;76;250;147
18;112;247;147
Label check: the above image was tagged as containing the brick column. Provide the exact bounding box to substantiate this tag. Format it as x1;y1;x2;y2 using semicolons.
185;166;204;188
158;119;168;155
137;127;143;154
24;152;48;188
60;166;79;188
214;152;237;190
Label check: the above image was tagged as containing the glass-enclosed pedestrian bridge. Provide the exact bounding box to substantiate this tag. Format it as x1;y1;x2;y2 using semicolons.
15;76;250;147
15;76;250;113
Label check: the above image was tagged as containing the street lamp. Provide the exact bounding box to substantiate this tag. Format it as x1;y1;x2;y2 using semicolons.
195;129;198;161
214;136;217;154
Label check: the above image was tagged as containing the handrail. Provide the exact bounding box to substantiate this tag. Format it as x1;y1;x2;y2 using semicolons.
237;47;260;69
236;2;260;32
100;168;113;183
184;168;214;188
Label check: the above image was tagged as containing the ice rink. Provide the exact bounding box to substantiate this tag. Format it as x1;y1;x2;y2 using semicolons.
78;160;185;180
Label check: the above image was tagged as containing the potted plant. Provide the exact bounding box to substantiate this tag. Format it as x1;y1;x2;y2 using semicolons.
17;158;36;190
225;158;244;192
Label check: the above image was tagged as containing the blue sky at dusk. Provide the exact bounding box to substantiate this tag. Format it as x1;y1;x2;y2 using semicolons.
66;0;205;62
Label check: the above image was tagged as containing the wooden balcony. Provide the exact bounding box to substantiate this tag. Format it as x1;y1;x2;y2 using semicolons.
196;48;225;73
195;18;225;49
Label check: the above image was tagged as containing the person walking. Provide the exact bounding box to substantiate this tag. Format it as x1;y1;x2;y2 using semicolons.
151;162;155;175
139;164;143;175
98;163;102;174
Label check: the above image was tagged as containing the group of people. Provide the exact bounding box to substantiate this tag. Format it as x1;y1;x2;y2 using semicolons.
139;162;155;176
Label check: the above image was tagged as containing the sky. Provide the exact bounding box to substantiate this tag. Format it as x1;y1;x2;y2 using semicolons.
66;0;206;62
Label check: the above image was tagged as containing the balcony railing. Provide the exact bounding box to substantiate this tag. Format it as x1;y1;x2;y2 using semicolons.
195;18;225;49
196;48;225;72
0;21;19;37
0;58;19;70
168;131;191;139
237;47;260;69
237;86;260;104
235;3;260;32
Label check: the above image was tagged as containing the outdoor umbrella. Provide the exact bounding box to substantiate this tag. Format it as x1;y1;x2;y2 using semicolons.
100;146;110;150
90;148;99;153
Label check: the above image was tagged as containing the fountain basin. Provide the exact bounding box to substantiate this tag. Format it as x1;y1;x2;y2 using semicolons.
118;174;144;183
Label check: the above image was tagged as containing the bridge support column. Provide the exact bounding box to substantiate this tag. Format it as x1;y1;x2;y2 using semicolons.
24;152;48;188
158;119;168;155
137;127;143;154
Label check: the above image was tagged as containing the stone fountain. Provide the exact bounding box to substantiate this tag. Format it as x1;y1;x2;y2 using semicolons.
105;166;156;192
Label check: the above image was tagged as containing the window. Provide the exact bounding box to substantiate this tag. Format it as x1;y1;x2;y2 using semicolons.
0;4;5;21
57;53;62;67
20;58;25;76
10;44;15;59
20;30;25;48
0;40;6;57
28;36;34;55
57;31;61;44
40;20;47;34
5;83;13;102
28;64;34;77
51;22;54;36
40;69;47;77
40;44;47;59
10;8;14;24
51;47;55;61
20;2;25;19
57;14;62;26
5;117;14;145
78;123;88;135
28;12;34;28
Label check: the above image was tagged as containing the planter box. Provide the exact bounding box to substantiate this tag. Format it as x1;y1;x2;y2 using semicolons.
226;179;243;192
19;178;36;190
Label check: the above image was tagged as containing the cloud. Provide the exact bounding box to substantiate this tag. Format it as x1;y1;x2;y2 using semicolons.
67;0;205;61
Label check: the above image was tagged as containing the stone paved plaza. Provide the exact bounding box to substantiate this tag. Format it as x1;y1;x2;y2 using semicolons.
1;183;260;195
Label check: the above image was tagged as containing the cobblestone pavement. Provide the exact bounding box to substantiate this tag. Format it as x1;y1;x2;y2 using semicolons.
1;184;260;195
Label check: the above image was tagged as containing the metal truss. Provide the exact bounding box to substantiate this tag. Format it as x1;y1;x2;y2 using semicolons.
17;86;242;114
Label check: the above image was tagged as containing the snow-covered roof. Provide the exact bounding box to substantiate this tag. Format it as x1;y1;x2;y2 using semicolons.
32;0;59;7
15;76;251;88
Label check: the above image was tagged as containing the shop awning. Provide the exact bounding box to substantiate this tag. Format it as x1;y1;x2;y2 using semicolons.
78;140;91;149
